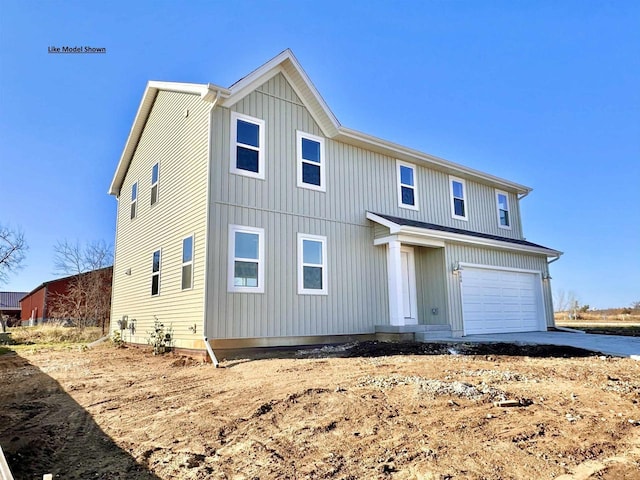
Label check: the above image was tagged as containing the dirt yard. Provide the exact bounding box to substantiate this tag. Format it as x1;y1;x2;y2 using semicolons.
1;342;640;479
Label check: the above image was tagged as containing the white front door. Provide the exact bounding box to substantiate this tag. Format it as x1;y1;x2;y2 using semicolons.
400;246;418;324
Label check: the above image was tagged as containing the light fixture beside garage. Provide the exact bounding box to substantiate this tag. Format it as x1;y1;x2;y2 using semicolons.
452;263;462;275
542;272;552;281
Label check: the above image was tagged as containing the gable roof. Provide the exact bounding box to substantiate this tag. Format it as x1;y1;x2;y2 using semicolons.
109;49;532;196
367;212;562;258
0;292;28;310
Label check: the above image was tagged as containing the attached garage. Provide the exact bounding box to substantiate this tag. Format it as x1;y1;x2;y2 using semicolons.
460;265;545;335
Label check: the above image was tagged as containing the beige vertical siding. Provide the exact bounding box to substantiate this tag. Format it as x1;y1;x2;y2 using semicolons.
111;91;209;348
444;243;552;335
204;72;543;340
415;247;448;325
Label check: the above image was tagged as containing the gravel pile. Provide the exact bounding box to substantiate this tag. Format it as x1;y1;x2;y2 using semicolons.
357;374;506;401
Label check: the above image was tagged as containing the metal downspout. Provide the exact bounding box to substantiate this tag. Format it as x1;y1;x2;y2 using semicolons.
202;92;220;367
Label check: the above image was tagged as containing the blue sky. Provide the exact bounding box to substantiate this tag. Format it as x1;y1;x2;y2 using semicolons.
0;1;638;308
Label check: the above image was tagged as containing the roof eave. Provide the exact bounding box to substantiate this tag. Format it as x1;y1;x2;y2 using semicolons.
340;128;531;195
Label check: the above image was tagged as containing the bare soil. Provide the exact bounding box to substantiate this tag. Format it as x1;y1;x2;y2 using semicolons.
1;342;640;479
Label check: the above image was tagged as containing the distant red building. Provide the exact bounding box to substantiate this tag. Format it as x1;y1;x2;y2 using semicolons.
19;267;113;326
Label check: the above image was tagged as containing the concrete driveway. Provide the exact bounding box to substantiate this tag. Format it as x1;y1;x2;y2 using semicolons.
423;331;640;359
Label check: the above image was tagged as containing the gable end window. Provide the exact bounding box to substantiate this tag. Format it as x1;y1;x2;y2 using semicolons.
449;176;468;221
151;249;161;296
182;235;194;290
151;163;159;206
396;160;418;210
296;131;325;191
130;182;138;220
298;234;328;295
228;225;264;293
230;112;265;179
496;191;511;229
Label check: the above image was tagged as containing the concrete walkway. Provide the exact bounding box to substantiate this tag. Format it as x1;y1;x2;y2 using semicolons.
422;331;640;359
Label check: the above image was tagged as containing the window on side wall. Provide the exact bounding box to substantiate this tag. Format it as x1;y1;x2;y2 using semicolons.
151;249;161;296
396;160;418;210
130;182;138;219
230;112;265;179
228;225;264;293
298;233;327;295
182;235;194;290
496;191;511;229
297;131;325;191
449;176;468;221
151;163;159;206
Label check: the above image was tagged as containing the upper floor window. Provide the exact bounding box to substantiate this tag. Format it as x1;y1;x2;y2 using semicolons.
297;131;325;191
396;160;418;210
228;225;264;293
182;235;194;290
230;112;265;179
151;163;159;206
496;191;511;229
298;233;328;295
449;176;468;221
130;182;138;220
151;249;161;296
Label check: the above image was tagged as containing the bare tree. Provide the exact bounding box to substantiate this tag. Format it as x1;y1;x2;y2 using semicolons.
49;240;113;333
0;224;28;285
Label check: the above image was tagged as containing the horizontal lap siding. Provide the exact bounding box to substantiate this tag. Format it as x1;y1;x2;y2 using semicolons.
111;91;209;348
444;244;552;335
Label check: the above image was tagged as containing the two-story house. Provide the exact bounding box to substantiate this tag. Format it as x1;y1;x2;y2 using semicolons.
109;50;561;362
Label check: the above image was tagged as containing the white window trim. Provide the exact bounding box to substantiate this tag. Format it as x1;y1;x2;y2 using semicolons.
230;112;265;180
495;190;512;230
297;233;328;295
181;234;195;291
228;224;265;293
151;248;162;297
296;131;326;192
130;181;138;220
396;160;419;210
151;162;159;206
449;175;468;221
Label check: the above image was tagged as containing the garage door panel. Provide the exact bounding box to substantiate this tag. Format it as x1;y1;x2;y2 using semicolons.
461;266;544;335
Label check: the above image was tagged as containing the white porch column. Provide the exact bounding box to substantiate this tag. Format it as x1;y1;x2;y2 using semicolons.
387;240;404;326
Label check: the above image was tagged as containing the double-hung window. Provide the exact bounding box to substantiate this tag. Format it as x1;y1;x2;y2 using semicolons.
297;131;325;191
449;176;468;220
228;225;264;293
182;235;194;290
298;233;327;295
151;249;161;296
151;163;159;206
230;112;265;179
130;182;138;219
496;191;511;229
396;160;418;210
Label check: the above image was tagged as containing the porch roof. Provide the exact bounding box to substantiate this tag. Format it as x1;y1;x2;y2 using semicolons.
367;212;562;258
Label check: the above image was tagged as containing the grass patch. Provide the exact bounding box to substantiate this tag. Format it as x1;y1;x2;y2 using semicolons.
578;325;640;337
4;325;103;346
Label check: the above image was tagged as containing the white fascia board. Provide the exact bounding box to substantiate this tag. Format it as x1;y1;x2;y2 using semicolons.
398;225;563;258
221;49;341;137
109;81;227;196
366;212;401;233
336;127;532;195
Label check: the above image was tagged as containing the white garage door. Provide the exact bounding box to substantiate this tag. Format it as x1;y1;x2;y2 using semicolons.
461;266;544;335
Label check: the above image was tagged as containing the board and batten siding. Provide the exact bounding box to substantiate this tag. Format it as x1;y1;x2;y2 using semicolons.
111;91;210;349
206;204;388;339
444;243;553;336
414;247;448;326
